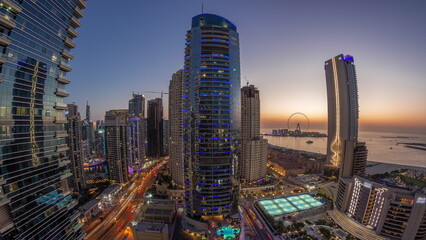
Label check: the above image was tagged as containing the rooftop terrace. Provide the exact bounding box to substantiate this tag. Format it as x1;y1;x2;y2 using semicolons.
258;193;325;216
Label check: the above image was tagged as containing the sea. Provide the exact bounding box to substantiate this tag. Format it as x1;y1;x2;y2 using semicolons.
262;130;426;169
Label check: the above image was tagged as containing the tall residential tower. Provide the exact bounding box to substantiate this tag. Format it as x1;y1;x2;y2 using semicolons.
182;14;241;219
129;94;145;118
169;70;184;187
240;85;267;182
66;104;86;193
128;94;146;173
0;0;86;239
324;54;367;177
105;110;129;183
147;98;164;157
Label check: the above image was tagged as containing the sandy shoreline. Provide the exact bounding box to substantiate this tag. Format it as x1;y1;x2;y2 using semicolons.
269;144;426;175
365;161;426;175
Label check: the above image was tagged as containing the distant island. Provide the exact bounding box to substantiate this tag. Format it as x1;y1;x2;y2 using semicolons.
263;128;327;138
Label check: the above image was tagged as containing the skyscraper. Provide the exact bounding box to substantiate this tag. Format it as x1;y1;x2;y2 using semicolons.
162;119;169;155
84;100;93;155
128;94;146;173
127;117;145;173
86;100;91;122
94;129;106;157
105;110;129;183
147;98;164;157
240;85;268;182
343;141;367;177
0;1;86;239
324;54;366;177
66;104;86;193
129;94;146;118
182;14;240;219
169;70;184;187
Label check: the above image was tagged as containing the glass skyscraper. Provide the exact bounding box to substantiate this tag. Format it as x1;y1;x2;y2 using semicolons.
325;54;365;177
0;0;86;239
182;14;240;218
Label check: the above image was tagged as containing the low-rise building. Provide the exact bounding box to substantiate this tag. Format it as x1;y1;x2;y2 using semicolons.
79;199;101;223
240;182;277;195
288;174;325;191
97;184;121;205
131;222;168;240
256;194;326;222
140;199;176;224
335;176;426;240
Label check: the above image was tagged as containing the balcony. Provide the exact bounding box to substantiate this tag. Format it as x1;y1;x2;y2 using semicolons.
61;49;73;60
54;102;68;110
73;222;84;232
55;88;69;97
0;32;11;46
56;75;71;85
0;190;10;206
73;7;84;18
70;16;81;28
76;232;86;240
56;144;69;153
67;199;78;209
1;0;22;13
0;53;7;64
60;169;72;180
77;0;87;9
59;159;71;166
55;131;68;138
71;211;80;221
59;61;72;72
67;27;78;38
54;117;67;124
64;37;76;49
0;12;16;29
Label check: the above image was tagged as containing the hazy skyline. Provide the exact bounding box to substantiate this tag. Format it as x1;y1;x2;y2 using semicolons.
67;0;426;134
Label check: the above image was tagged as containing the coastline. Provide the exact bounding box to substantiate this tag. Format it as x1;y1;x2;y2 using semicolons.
268;144;426;175
365;161;426;175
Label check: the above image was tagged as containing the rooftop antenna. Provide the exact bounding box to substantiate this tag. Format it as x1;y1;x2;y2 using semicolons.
201;2;204;14
244;76;249;86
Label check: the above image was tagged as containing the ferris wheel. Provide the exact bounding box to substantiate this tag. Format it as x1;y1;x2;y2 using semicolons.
287;112;310;132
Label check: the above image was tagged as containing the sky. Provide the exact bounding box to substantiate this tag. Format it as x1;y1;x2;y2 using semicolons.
67;0;426;134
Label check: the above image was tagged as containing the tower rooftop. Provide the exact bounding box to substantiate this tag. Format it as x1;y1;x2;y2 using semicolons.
192;13;237;31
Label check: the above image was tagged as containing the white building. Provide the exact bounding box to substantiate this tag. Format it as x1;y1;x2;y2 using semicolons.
240;85;268;182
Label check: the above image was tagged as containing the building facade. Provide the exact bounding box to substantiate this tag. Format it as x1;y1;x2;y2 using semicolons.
129;93;145;118
127;117;145;174
66;104;85;193
128;94;146;172
324;54;365;177
105;110;129;183
147;98;164;157
342;141;367;177
93;129;105;157
169;70;184;187
182;14;241;218
240;85;267;182
0;0;86;239
335;176;426;240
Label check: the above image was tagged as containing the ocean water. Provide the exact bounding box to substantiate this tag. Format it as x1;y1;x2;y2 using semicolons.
262;130;426;168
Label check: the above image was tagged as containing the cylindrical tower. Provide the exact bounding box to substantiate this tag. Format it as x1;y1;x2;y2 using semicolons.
182;14;240;218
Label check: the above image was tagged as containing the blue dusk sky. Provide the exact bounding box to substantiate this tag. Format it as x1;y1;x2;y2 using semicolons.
67;0;426;134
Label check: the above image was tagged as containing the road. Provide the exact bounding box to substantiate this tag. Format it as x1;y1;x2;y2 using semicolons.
239;202;273;240
84;160;167;240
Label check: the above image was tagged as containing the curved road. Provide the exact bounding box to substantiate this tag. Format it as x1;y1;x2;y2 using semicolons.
84;160;167;240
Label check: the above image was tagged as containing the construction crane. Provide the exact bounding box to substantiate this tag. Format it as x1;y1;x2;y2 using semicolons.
244;76;249;86
143;91;169;99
